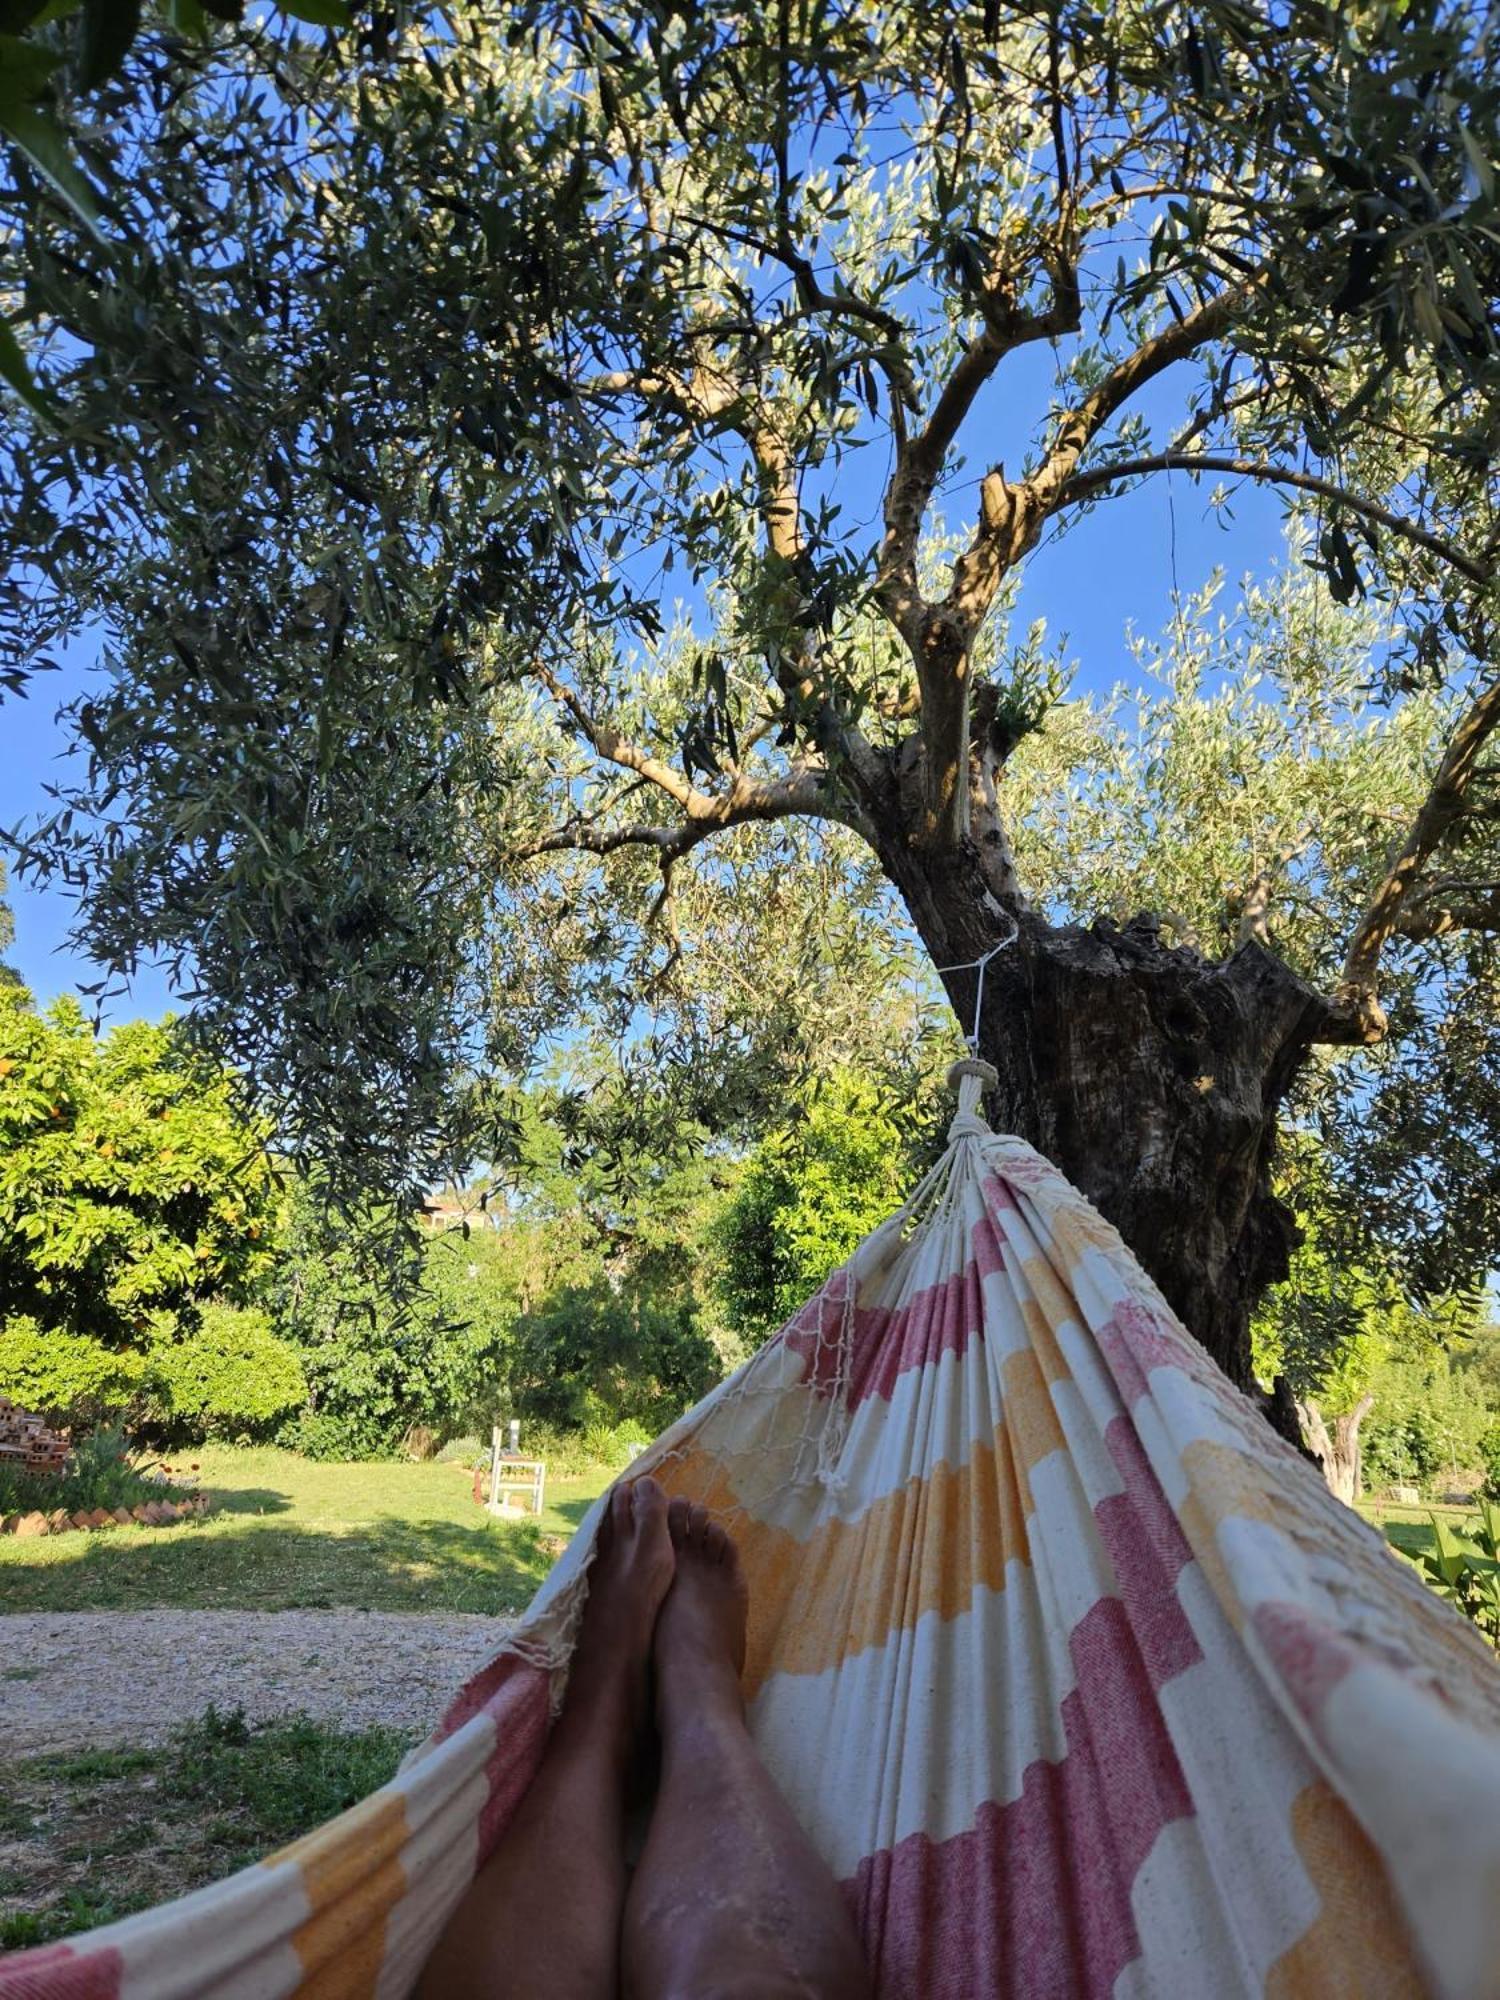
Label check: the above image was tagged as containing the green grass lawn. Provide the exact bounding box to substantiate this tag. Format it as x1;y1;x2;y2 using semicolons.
1359;1496;1479;1566
0;1446;618;1950
0;1445;614;1616
2;1450;1481;1620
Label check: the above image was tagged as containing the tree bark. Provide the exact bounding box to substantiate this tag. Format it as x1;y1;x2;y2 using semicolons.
872;821;1350;1403
1297;1395;1375;1505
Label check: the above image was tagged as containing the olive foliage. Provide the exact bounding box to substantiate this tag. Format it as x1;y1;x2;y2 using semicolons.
1005;554;1500;1293
0;0;1496;1229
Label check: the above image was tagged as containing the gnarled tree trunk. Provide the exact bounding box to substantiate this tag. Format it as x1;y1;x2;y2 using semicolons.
872;822;1350;1406
1296;1395;1375;1506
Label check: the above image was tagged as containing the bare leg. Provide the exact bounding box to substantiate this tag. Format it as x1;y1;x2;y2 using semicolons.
420;1477;674;2000
622;1500;871;2000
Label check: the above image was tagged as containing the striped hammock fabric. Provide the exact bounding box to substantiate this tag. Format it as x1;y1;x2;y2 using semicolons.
7;1065;1500;2000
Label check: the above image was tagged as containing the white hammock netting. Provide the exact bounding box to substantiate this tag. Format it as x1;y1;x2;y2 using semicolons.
6;1067;1500;2000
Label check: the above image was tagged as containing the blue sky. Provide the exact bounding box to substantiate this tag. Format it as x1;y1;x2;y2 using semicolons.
0;359;1287;1021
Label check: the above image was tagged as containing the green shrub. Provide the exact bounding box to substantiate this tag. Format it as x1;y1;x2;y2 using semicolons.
435;1434;485;1465
275;1410;362;1462
578;1419;619;1465
1480;1424;1500;1502
146;1305;306;1440
576;1419;655;1469
1415;1502;1500;1648
0;1456;63;1518
0;1317;145;1425
717;1071;924;1341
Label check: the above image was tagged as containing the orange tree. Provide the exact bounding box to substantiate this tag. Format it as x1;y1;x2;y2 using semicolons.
0;983;289;1424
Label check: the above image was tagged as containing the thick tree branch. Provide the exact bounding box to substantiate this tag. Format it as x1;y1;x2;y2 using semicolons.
877;252;1082;646
1391;882;1500;942
1339;672;1500;1037
1035;281;1260;502
941;280;1261;641
883;279;1255;854
1054;452;1490;588
512;764;871;866
874;227;1083;850
514;820;680;860
535;662;699;812
748;426;804;567
740;424;888;803
578;363;884;797
580;358;744;424
525;662;874;869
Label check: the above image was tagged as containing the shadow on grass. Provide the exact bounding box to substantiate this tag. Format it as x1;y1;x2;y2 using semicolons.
0;1513;557;1618
203;1486;295;1518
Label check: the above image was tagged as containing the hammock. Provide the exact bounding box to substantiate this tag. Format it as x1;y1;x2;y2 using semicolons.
6;1062;1500;2000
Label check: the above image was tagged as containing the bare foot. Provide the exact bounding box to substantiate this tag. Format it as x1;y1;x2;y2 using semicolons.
654;1498;750;1734
559;1476;675;1761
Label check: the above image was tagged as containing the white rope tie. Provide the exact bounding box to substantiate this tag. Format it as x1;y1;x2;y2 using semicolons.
805;920;1020;1494
945;1059;997;1142
933;914;1016;1142
933;911;1019;1054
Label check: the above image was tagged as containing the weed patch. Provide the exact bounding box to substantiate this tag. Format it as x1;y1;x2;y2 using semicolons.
0;1708;410;1951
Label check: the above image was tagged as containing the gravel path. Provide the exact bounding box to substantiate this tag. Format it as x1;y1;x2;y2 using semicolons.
2;1610;516;1756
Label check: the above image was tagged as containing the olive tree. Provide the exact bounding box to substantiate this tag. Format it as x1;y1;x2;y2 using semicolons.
2;0;1497;1408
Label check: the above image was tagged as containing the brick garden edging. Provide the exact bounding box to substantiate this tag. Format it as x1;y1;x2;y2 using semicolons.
1;1493;212;1537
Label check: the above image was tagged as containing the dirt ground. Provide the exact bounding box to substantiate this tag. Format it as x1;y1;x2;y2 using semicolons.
1;1606;512;1755
0;1607;517;1949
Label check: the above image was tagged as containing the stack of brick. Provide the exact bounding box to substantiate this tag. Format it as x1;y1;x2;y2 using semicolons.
0;1398;213;1534
0;1395;70;1475
1;1491;212;1536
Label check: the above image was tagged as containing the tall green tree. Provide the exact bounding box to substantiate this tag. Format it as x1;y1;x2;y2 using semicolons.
2;2;1497;1413
0;983;284;1418
1250;1140;1486;1502
269;1197;533;1458
719;1067;941;1341
0;860;20;987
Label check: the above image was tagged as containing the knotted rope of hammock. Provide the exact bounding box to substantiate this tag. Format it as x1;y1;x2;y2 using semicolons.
6;1063;1500;2000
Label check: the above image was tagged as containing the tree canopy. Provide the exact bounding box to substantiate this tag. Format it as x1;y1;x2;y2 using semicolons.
0;984;279;1338
2;0;1497;1388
